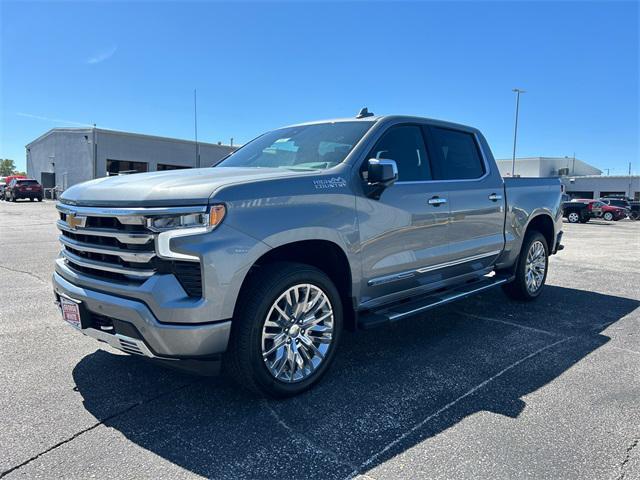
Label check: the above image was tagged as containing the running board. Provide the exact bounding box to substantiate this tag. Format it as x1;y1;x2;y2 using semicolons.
358;274;513;329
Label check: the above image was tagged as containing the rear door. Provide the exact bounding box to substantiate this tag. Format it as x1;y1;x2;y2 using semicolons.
357;124;450;305
424;126;505;274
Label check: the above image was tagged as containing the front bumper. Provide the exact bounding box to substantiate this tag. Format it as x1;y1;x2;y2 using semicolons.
53;271;231;360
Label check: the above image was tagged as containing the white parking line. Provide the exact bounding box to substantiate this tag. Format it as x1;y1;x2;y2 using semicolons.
456;311;566;337
345;336;573;479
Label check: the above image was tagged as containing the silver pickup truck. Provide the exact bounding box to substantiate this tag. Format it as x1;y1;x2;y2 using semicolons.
53;112;564;397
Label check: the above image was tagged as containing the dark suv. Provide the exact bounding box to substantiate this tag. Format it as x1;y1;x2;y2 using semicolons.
5;178;43;202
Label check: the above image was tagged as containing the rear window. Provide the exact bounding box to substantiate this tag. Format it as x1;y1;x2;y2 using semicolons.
17;180;39;185
427;127;485;180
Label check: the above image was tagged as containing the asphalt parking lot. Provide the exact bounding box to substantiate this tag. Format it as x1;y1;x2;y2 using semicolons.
1;199;639;480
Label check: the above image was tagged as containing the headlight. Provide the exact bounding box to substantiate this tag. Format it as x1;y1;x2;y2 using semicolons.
147;204;226;232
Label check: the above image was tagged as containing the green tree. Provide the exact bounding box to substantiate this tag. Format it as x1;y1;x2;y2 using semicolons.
0;159;16;176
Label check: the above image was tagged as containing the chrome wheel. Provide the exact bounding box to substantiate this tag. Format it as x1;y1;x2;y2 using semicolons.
525;240;546;293
603;212;614;221
567;212;579;223
261;283;334;383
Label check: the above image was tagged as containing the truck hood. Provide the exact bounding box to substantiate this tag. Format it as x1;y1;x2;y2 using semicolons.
60;167;307;207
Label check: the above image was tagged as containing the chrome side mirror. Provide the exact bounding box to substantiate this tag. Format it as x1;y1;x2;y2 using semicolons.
365;158;398;200
367;158;398;186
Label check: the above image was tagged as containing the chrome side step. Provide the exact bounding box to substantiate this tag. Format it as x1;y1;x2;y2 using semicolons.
358;273;513;329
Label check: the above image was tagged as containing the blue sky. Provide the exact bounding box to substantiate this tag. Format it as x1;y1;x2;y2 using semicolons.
1;1;638;174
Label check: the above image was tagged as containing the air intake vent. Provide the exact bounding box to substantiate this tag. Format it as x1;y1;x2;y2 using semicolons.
118;338;145;356
172;261;203;298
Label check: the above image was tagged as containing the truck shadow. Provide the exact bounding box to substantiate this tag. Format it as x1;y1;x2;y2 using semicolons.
72;286;639;479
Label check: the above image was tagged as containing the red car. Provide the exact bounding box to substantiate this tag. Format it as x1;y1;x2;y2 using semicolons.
4;178;43;202
571;199;627;222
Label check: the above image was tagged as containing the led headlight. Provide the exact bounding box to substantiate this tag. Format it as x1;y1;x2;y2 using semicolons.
147;205;226;232
153;205;227;261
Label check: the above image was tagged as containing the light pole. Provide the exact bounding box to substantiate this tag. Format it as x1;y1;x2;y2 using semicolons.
511;88;526;176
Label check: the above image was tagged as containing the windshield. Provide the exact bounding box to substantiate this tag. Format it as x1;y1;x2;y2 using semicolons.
216;121;374;171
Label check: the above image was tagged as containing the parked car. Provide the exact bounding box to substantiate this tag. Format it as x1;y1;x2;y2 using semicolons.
600;197;630;209
562;200;591;223
53;112;564;397
599;196;634;218
1;175;26;200
0;179;6;199
4;178;43;202
564;199;626;222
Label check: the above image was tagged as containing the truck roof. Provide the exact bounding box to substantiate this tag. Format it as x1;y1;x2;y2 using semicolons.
286;114;480;134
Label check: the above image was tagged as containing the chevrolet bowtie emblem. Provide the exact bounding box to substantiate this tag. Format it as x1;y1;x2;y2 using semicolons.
66;213;87;230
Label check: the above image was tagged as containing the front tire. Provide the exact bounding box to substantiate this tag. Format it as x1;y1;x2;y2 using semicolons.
225;262;343;398
603;212;614;221
502;231;549;301
567;212;580;223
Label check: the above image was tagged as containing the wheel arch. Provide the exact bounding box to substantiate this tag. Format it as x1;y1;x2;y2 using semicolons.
524;213;555;250
233;239;357;330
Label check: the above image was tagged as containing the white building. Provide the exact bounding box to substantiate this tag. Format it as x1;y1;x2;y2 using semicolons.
561;175;640;201
495;157;602;178
496;157;638;201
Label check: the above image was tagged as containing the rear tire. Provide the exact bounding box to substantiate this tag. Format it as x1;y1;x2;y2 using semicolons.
502;231;549;301
225;262;343;398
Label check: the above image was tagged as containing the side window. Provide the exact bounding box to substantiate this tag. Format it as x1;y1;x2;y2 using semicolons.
369;126;431;181
427;127;485;180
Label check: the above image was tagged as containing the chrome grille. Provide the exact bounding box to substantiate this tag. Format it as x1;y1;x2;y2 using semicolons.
56;204;206;295
57;207;158;281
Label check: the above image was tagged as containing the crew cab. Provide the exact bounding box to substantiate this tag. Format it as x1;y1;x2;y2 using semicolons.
5;178;43;202
53;112;564;397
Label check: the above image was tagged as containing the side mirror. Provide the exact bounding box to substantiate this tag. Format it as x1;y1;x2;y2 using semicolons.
367;158;398;186
365;158;398;200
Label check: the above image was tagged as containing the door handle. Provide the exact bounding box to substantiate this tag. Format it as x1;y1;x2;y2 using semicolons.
428;196;448;206
488;193;503;202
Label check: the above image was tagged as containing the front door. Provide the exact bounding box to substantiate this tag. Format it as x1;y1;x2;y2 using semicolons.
357;125;450;305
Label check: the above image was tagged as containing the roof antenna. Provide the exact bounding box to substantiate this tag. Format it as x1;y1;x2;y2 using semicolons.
356;107;374;119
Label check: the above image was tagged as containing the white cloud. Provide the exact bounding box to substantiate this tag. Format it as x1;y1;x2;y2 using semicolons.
87;44;118;65
16;112;92;127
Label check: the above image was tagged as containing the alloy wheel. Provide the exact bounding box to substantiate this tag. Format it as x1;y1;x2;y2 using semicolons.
261;283;334;383
525;240;546;294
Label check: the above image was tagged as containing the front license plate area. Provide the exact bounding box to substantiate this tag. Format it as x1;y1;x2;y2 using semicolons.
61;297;82;329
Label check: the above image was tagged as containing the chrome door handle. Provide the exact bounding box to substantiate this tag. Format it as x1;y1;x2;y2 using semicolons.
488;193;503;202
428;197;448;206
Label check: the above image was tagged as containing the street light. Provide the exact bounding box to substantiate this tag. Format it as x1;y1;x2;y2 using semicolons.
511;88;526;176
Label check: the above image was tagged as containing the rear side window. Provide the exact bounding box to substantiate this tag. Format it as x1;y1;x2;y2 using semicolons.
369;125;431;181
427;127;485;180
